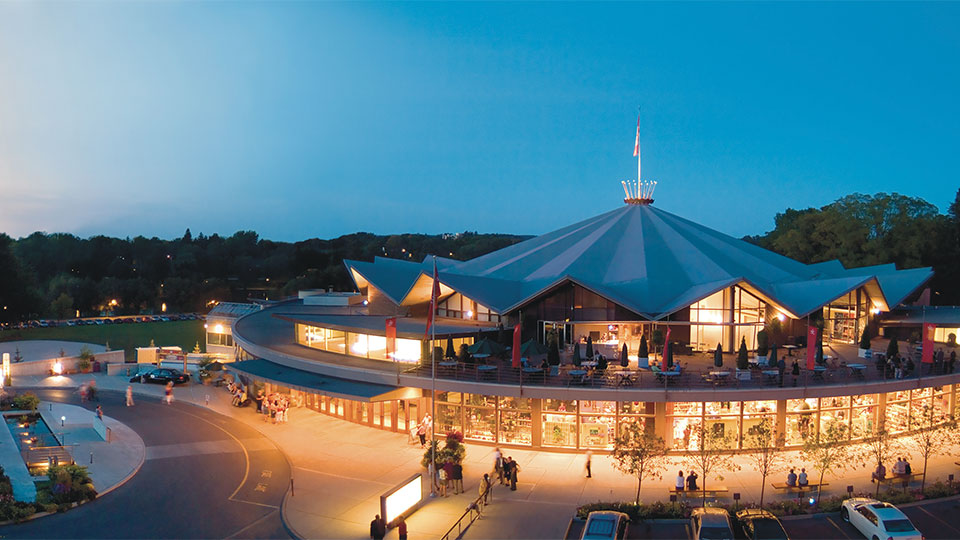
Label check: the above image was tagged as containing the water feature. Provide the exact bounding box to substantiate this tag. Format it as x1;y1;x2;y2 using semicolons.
4;413;59;451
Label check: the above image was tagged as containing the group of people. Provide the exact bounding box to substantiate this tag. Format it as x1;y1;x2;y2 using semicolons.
785;468;809;487
493;447;520;491
675;470;699;491
872;456;913;482
369;514;407;540
410;414;432;447
255;391;291;423
227;381;248;407
436;457;464;497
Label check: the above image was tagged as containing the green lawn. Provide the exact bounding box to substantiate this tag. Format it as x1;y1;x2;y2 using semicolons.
0;321;205;362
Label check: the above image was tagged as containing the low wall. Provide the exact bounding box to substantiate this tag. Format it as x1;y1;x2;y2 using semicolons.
9;350;125;377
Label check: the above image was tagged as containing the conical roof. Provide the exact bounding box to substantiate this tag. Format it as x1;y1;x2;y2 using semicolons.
346;204;933;320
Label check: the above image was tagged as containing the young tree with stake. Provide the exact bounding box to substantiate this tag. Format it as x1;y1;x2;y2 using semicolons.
800;419;856;506
743;417;785;509
611;421;668;504
682;423;740;507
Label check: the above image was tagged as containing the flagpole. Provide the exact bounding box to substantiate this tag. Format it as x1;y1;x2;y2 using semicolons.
430;255;437;498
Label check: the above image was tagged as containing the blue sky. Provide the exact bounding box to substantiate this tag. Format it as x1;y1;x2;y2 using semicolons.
1;2;958;241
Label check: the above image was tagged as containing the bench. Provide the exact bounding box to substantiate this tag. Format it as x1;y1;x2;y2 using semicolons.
771;482;828;494
877;473;923;485
668;486;728;498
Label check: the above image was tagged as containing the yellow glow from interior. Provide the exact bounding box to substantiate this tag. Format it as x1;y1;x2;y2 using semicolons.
394;339;422;363
368;335;387;353
109;299;118;307
384;476;422;523
161;303;167;313
350;339;368;355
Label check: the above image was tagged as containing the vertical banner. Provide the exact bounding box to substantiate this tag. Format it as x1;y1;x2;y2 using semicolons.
663;326;673;368
922;323;936;364
806;325;818;370
385;317;397;360
512;323;522;368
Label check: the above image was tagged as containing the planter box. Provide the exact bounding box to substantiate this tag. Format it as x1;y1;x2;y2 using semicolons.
757;355;768;366
637;357;649;369
858;348;870;358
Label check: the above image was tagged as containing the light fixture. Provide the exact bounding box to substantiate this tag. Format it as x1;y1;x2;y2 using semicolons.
777;313;786;322
60;416;66;427
465;310;473;319
213;324;224;334
52;361;63;375
870;307;881;315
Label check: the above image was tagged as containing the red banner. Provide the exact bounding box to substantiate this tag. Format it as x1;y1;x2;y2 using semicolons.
806;325;818;370
385;317;396;360
424;260;440;340
922;323;936;364
512;323;522;368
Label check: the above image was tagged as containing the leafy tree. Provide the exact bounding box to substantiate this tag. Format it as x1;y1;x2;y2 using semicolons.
682;423;741;507
612;422;667;504
743;417;785;509
859;326;873;350
801;419;855;506
50;292;73;320
860;419;900;498
737;337;749;370
905;406;959;492
652;329;664;357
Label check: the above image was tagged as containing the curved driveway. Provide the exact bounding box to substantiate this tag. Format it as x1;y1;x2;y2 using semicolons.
3;388;292;539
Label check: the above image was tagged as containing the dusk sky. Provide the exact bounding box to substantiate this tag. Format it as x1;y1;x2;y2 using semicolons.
1;2;958;242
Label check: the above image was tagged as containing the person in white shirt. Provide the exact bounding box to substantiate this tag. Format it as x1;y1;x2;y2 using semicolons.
798;468;808;487
676;470;685;490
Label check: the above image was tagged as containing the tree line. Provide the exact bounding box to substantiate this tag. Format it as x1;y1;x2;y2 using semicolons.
0;229;529;322
0;188;957;323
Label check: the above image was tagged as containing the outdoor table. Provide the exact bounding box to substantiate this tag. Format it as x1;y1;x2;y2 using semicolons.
614;370;635;386
660;371;680;384
811;365;827;380
783;345;799;356
709;371;730;385
762;369;780;383
438;361;458;368
847;363;866;378
581;361;598;368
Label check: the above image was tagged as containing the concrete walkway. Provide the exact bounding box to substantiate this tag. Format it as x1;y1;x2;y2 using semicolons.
13;372;960;539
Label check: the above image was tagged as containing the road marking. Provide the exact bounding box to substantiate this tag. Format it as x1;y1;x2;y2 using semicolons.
916;505;960;534
825;515;854;539
224;505;281;539
261;470;272;478
295;465;392;486
230;498;280;509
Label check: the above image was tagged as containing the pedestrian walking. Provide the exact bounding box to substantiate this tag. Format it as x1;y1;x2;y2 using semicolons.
125;385;134;407
96;405;103;420
507;456;519;491
396;516;408;540
164;381;174;405
369;514;386;540
493;447;504;485
585;450;593;478
417;421;427;447
438;465;448;497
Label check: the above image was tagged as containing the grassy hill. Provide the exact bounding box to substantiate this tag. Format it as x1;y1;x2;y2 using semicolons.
0;320;205;362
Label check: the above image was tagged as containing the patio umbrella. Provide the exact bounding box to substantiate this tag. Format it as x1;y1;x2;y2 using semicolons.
620;343;629;368
769;344;778;368
586;336;594;359
664;341;674;369
572;343;582;367
205;361;225;372
714;344;723;368
445;337;456;359
520;339;548;357
468;338;505;358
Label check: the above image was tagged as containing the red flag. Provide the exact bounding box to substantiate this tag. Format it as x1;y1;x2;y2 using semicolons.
806;325;818;370
922;323;936;364
663;326;672;366
424;260;440;340
385;317;396;360
512;323;522;368
633;115;640;157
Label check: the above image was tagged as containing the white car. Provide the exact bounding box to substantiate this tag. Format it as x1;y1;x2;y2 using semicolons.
841;498;923;540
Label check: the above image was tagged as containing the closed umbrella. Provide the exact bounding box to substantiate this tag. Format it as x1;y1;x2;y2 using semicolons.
714;344;723;368
769;344;778;368
572;343;582;367
620;343;629;368
586;336;594;359
445;337;456;359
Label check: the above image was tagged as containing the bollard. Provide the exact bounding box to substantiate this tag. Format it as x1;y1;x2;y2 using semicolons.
90;452;93;464
49;403;52;411
290;477;294;496
205;394;210;407
847;485;854;494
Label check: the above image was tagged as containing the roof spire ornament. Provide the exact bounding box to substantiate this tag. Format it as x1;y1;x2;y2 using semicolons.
622;110;656;205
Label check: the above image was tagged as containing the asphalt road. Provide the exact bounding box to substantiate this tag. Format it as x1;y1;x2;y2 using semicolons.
1;388;292;539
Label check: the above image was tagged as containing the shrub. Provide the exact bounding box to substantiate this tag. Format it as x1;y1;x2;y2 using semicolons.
765;499;805;516
876;488;915;505
11;392;40;411
817;494;852;513
42;503;58;514
923;481;958;499
46;465;95;504
756;330;769;357
576;500;690;521
859;327;872;350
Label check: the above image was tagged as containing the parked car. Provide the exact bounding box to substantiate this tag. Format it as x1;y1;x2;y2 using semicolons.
130;368;190;385
691;507;734;540
841;498;922;540
580;511;629;540
735;509;790;540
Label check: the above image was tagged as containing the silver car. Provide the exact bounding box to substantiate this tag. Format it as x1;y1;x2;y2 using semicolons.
691;507;734;540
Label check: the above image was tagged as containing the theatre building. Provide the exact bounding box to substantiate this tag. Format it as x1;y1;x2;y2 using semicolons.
227;185;952;453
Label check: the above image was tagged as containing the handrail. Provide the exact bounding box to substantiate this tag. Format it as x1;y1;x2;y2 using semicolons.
440;481;492;540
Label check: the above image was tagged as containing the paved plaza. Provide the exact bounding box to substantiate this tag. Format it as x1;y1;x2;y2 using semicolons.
10;370;960;539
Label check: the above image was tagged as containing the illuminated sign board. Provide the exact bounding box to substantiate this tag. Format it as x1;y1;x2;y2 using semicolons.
380;473;423;526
